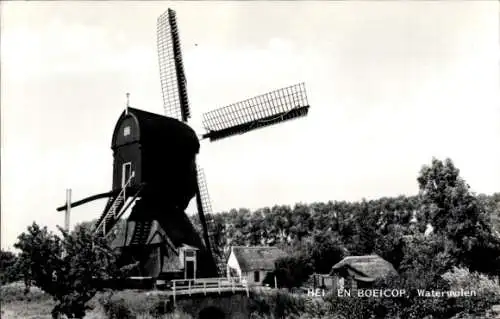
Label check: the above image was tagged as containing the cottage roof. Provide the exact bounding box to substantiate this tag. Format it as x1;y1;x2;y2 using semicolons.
330;254;397;282
231;246;287;272
112;107;199;154
180;244;199;251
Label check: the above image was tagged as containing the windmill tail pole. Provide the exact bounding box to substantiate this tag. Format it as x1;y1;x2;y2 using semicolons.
65;189;71;231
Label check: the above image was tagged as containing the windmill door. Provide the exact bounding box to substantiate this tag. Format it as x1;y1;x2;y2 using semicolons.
122;162;132;187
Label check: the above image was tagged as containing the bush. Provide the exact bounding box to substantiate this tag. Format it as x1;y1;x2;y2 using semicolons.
325;293;384;319
248;291;271;316
302;297;332;318
98;290;174;319
442;266;500;295
371;273;451;318
99;293;135;319
0;282;51;303
270;254;313;289
323;265;500;319
248;289;307;319
442;267;500;316
0;250;20;284
13;222;131;319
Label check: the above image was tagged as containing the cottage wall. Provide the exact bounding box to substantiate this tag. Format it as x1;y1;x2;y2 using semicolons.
313;274;338;291
227;252;242;279
227;246;287;287
242;270;268;285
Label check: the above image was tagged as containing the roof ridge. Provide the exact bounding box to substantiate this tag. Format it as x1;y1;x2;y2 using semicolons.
128;107;167;118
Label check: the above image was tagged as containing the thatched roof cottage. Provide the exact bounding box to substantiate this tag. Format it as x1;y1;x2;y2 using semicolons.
330;254;397;290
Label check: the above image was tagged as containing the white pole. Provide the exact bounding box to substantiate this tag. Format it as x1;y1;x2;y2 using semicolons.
125;93;130;115
65;189;71;231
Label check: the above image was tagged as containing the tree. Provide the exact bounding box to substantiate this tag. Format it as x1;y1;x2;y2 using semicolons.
269;254;313;289
370;234;455;319
374;224;405;270
399;233;456;282
417;158;500;275
0;249;19;284
350;200;378;255
14;222;130;319
73;218;127;247
478;192;500;234
309;233;346;274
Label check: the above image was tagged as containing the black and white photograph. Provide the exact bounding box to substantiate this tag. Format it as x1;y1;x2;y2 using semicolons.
1;1;499;319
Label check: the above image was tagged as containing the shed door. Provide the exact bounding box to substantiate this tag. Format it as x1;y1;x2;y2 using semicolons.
122;162;132;187
185;260;195;279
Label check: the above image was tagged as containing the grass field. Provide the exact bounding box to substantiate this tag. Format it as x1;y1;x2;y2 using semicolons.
1;282;102;319
0;282;193;319
1;282;54;319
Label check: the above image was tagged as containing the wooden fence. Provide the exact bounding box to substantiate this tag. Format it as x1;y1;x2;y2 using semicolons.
168;277;249;303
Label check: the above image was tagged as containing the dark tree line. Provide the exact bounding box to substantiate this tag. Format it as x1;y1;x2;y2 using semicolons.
192;158;500;282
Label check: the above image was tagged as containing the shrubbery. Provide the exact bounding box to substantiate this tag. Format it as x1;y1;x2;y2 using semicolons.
12;222;134;319
269;255;314;289
442;267;500;316
98;291;175;319
248;289;307;319
0;250;20;284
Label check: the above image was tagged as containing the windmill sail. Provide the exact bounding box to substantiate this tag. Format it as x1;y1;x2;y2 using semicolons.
157;8;191;122
196;165;226;275
158;8;217;277
201;83;310;141
196;165;218;252
196;165;213;216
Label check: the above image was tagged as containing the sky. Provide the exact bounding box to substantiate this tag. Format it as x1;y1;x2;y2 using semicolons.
1;1;499;251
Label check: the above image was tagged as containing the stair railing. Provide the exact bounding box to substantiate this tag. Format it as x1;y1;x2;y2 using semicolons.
96;171;135;235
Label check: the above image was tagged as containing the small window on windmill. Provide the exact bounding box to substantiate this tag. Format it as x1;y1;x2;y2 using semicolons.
123;126;131;137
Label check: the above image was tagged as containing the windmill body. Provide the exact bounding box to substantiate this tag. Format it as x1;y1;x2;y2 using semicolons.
57;7;310;282
105;107;217;279
110;107;199;207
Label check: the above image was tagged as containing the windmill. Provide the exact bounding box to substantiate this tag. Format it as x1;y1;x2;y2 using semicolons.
56;8;310;281
156;8;310;273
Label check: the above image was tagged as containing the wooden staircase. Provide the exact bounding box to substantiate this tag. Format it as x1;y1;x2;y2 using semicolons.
95;172;142;236
100;195;126;233
130;221;153;246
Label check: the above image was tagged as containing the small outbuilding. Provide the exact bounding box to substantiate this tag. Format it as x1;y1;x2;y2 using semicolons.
330;254;397;290
226;246;287;285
